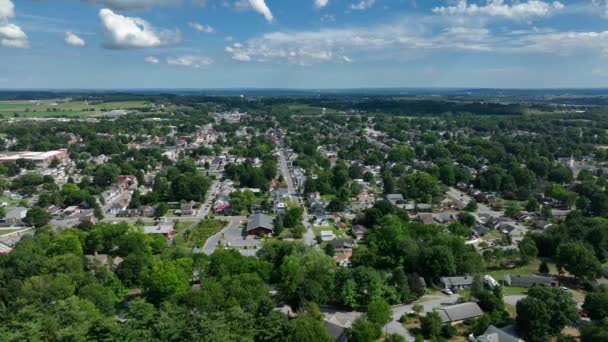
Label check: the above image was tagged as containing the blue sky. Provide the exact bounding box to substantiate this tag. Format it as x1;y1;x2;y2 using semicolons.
1;0;608;88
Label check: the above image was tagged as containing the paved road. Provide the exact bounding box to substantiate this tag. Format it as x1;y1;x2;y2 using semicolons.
446;187;528;244
277;147;297;198
276;144;315;246
387;295;461;340
301;214;316;246
322;294;460;341
202;215;246;255
446;187;501;218
172;179;220;240
322;293;536;341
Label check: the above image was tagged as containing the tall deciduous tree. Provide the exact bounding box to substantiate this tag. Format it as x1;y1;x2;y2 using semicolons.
556;242;602;281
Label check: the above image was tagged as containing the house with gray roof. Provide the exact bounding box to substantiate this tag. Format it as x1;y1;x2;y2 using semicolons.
324;320;348;342
437;302;483;324
434;213;456;224
504;274;559;288
351;224;367;240
0;207;28;226
471;325;525;342
142;222;174;238
246;213;274;235
385;193;404;205
440;276;475;290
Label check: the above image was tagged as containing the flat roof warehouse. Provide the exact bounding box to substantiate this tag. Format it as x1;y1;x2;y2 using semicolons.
0;149;68;163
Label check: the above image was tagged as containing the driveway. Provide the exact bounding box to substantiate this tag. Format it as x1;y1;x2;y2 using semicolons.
504;295;526;306
322;294;460;341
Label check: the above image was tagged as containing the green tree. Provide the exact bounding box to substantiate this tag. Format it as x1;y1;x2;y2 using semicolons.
472;314;492;336
143;259;191;305
458;212;476;227
439;164;456;186
383;172;395;194
347;316;382;342
154;202;169;218
538;260;550;274
412;303;424;316
581;320;608;342
288;315;333;342
582;286;608;321
367;298;392;327
420;311;442;338
421;245;456;282
78;283;119;315
516;297;552;342
323;243;335;257
388;145;415;163
557;242;603;281
526;197;540;212
23;207;52;228
516;286;578;342
464;200;478;212
519;236;538;265
385;334;407;342
278;250;336;306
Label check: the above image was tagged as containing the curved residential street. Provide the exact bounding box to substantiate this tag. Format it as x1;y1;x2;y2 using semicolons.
322;294;531;341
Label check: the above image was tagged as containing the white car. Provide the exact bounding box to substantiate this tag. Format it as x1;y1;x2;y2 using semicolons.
442;288;453;296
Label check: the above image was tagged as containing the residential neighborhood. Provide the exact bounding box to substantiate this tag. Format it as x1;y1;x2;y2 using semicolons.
1;90;608;341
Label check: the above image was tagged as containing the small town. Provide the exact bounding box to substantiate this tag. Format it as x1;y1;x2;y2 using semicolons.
2;0;608;341
0;91;607;342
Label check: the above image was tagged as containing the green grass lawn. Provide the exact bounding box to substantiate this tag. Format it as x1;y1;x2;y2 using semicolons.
485;258;557;282
0;196;22;206
320;194;336;202
0;98;152;118
173;221;191;233
505;304;517;318
186;219;227;248
501;286;529;296
313;225;346;238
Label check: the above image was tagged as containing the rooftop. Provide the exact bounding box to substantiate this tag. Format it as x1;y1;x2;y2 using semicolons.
437;302;483;323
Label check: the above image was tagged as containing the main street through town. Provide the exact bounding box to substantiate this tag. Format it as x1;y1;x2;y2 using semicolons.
276;135;316;246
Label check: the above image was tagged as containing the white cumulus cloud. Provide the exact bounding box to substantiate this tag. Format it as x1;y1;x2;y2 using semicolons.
432;0;564;20
166;55;213;68
247;0;273;22
189;21;214;33
0;0;14;20
0;24;28;48
99;8;180;49
65;31;86;46
145;56;160;63
350;0;375;11
315;0;329;8
0;0;28;48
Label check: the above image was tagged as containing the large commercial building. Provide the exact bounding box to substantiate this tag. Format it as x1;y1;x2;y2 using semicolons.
0;149;68;166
